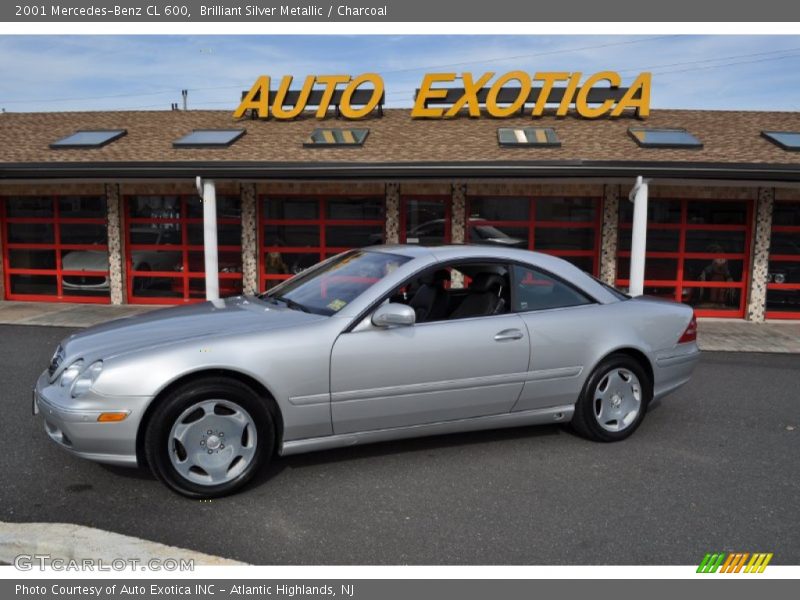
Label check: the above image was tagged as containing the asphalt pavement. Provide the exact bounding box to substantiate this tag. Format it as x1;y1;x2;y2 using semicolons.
1;324;798;565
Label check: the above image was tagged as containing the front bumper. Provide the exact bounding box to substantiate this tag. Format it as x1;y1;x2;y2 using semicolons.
33;370;149;467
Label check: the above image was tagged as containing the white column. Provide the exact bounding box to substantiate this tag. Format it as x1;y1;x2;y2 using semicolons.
197;177;220;301
628;176;649;297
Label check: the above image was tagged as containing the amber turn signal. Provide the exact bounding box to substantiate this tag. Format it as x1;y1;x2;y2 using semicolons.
97;412;128;422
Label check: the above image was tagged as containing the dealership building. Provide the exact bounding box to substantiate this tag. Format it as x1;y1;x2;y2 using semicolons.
1;102;799;320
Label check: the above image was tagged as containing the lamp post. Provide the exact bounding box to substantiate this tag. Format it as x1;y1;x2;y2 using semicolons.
628;176;650;297
196;176;220;302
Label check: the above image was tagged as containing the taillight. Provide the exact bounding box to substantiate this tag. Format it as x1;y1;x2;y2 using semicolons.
678;312;697;343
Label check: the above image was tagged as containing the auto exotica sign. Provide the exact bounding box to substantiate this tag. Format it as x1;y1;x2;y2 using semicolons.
234;71;651;120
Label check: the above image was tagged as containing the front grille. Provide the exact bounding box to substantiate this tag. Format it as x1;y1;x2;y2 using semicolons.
48;345;65;378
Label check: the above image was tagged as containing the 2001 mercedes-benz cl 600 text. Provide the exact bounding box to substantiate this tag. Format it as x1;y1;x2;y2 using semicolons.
33;245;700;497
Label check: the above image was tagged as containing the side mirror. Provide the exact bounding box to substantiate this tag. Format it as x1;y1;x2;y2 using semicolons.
371;303;416;328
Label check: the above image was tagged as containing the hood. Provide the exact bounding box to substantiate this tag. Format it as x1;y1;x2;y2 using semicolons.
60;296;325;364
61;250;109;271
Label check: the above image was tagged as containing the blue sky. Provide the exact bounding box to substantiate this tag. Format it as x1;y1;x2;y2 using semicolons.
1;35;800;112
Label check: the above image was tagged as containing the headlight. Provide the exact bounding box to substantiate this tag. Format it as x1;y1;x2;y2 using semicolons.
71;361;103;398
60;360;84;388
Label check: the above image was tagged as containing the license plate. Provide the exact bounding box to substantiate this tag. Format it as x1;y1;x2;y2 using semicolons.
32;390;39;416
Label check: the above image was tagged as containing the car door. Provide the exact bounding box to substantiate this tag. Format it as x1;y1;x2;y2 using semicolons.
509;264;599;412
329;297;530;435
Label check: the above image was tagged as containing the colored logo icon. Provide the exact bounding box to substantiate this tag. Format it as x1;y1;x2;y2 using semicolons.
697;552;773;573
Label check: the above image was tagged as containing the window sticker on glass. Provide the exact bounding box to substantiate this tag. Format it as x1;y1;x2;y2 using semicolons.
327;298;347;311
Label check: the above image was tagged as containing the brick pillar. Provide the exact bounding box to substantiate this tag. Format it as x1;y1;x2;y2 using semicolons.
599;184;620;286
451;183;466;243
106;183;126;305
450;183;467;288
385;182;400;244
746;188;774;322
241;183;259;295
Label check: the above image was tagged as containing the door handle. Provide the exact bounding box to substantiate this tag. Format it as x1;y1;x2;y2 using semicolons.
494;329;524;342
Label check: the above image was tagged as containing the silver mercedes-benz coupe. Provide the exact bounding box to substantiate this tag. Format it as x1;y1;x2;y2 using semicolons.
33;245;700;497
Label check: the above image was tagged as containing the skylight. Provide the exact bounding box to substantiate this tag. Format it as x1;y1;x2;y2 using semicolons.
50;129;127;149
173;129;246;148
628;128;702;149
304;128;369;147
498;127;560;147
761;131;800;151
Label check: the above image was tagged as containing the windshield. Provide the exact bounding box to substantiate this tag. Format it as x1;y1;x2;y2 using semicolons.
263;250;411;316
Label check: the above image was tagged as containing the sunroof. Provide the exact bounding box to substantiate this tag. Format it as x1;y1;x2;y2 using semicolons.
629;127;702;148
761;131;800;151
50;129;127;149
498;127;560;147
173;129;245;148
304;128;369;147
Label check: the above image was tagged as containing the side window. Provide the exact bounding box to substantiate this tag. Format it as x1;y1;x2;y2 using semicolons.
512;265;592;312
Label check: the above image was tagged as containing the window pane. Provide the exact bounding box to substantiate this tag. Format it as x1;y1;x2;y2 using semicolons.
685;230;746;254
7;223;53;244
619;199;681;224
6;196;53;218
617;258;679;281
534;227;594;251
60;223;107;245
263;225;320;247
265;252;321;275
469;196;530;221
10;274;57;295
684;258;744;282
772;202;800;226
683;287;741;310
687;200;747;225
9;249;56;269
766;288;800;312
58;196;106;218
130;250;182;272
618;228;680;252
129;226;181;245
186;251;242;275
263;197;319;220
468;224;529;247
61;249;108;273
326;225;384;247
128;196;182;219
186;195;241;219
327;197;384;220
770;232;800;255
513;265;592;311
767;260;800;285
536;197;596;222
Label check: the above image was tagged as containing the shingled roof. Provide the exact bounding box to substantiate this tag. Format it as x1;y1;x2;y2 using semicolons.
2;108;800;180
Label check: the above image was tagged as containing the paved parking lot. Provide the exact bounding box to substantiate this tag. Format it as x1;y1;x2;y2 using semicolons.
1;324;798;565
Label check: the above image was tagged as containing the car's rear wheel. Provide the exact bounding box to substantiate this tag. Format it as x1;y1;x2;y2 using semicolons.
144;378;274;498
570;354;652;442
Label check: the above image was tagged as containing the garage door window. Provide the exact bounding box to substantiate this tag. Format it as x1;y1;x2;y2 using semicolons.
260;195;386;290
766;200;800;319
1;195;110;303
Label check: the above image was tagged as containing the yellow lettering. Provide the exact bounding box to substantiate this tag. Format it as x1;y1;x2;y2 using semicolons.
411;73;456;118
314;75;352;119
486;71;531;118
611;72;651;117
575;71;622;119
556;72;582;116
531;72;570;117
233;75;270;119
445;72;495;118
340;73;384;119
271;75;315;119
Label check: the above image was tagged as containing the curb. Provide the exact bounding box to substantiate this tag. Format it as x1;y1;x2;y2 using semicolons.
0;521;245;566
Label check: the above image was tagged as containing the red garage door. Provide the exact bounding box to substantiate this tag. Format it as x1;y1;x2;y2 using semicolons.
617;198;753;318
124;195;243;304
1;195;110;303
465;196;602;274
260;194;386;290
766;200;800;319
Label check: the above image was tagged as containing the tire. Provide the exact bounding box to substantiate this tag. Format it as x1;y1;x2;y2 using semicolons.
144;377;275;498
570;353;652;442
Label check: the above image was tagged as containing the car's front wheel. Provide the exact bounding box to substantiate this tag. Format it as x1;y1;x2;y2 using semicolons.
144;378;274;498
570;354;652;442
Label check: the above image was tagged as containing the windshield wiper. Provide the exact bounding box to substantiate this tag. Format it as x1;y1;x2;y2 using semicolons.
267;294;310;313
